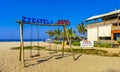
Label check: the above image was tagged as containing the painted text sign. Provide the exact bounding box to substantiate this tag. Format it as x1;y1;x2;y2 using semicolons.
22;16;53;24
21;16;70;25
56;20;70;25
80;40;94;48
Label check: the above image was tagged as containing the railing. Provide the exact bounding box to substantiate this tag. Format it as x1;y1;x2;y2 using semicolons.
111;19;118;23
87;19;119;27
112;26;120;30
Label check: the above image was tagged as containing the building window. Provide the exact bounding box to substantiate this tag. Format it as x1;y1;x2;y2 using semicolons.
99;37;111;40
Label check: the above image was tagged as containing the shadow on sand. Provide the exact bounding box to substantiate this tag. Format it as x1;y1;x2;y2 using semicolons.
74;53;82;61
24;53;82;67
104;69;120;72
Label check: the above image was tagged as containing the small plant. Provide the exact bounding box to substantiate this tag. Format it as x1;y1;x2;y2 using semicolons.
54;41;61;44
64;48;108;56
94;42;100;47
72;42;80;46
94;43;112;48
117;36;120;44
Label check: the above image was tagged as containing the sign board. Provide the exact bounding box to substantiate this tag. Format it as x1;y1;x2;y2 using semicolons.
22;16;53;24
56;20;70;25
21;16;70;25
80;40;94;48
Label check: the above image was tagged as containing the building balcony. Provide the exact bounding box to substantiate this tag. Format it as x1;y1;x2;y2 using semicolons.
87;19;119;27
112;26;120;30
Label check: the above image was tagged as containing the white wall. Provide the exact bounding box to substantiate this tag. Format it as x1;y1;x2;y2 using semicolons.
87;26;98;41
98;24;112;37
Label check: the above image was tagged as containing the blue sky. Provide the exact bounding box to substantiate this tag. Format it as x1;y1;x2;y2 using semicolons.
0;0;120;39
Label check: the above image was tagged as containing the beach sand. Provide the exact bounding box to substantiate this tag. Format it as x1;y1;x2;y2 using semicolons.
0;42;120;72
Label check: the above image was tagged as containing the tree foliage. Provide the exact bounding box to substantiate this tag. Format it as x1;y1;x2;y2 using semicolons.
53;28;62;40
76;23;86;35
67;27;76;37
46;30;54;38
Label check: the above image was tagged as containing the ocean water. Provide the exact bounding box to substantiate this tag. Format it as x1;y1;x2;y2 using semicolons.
0;39;46;42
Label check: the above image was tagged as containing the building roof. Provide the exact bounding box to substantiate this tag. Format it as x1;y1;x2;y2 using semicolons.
86;9;120;21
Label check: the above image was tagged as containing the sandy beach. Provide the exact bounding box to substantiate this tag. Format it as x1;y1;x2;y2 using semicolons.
0;42;120;72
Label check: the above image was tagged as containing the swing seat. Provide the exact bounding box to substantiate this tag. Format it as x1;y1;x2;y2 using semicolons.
30;54;40;58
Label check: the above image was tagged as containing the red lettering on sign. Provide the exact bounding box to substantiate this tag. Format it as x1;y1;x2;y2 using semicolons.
56;20;70;25
83;41;92;44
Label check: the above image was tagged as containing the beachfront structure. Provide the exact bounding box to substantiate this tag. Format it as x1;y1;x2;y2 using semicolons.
86;9;120;41
17;19;75;67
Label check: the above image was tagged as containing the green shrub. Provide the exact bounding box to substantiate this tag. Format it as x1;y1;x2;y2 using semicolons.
72;42;80;46
94;50;108;56
94;43;100;47
117;36;120;44
94;43;112;48
54;41;62;44
64;49;108;56
100;43;105;47
105;43;112;48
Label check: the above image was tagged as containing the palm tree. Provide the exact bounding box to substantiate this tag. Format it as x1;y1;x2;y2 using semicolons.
76;23;86;40
67;27;76;41
67;27;76;36
46;30;54;50
53;28;62;40
53;28;62;52
46;30;54;39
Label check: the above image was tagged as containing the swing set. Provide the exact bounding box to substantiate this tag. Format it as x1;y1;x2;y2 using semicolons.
17;17;75;67
30;24;40;58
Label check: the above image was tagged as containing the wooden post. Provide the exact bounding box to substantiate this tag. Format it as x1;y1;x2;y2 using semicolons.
95;19;97;24
85;21;87;25
117;16;119;26
62;25;66;57
19;22;22;61
111;24;114;40
111;33;114;40
64;25;75;60
19;22;25;66
103;18;105;24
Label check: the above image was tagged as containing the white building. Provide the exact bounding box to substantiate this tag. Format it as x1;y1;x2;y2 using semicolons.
86;10;120;41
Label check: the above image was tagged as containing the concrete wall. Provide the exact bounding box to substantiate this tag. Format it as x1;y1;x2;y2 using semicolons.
87;26;98;41
98;24;112;37
87;24;112;41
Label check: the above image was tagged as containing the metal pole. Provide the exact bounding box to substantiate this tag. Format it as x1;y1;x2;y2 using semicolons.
20;22;25;66
19;22;22;61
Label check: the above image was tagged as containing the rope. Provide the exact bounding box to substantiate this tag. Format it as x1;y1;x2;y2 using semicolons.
37;25;40;55
30;24;33;57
